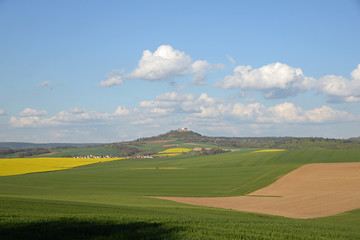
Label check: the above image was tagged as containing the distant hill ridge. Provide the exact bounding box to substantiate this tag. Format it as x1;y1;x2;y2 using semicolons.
1;129;359;150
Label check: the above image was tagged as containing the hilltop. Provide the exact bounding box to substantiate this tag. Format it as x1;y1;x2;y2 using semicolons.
137;128;203;142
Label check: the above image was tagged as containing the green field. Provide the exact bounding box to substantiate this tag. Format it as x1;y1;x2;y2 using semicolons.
1;149;360;239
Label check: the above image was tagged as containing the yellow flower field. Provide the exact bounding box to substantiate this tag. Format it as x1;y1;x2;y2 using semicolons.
253;149;286;153
155;148;192;157
0;157;124;176
159;148;192;154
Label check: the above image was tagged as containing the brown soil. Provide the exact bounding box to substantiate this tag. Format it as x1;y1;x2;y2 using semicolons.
184;142;203;145
153;163;360;219
192;147;211;151
162;144;180;147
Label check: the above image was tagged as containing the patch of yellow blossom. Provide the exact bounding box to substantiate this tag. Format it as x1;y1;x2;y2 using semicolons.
0;157;124;176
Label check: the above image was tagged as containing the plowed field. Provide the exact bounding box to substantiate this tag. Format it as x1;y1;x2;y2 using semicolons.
155;163;360;219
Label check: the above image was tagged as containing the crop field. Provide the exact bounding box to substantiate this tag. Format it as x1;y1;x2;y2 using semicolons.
1;149;360;239
155;147;192;157
0;157;124;176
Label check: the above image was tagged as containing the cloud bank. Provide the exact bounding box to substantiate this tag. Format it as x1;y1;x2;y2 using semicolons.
11;92;355;128
216;63;360;102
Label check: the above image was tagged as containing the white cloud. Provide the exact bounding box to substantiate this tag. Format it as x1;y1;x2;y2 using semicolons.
98;75;124;87
37;81;51;87
305;106;355;123
126;45;192;80
131;118;154;125
106;45;224;86
19;108;48;117
114;106;131;116
98;70;125;87
140;92;196;109
68;107;86;114
190;60;224;85
150;107;173;115
231;102;355;123
10;116;40;128
10;108;111;128
231;102;266;121
215;62;316;98
319;64;360;102
266;102;306;123
0;109;6;116
156;91;196;102
226;54;236;65
216;63;360;102
138;92;358;124
8;92;358;142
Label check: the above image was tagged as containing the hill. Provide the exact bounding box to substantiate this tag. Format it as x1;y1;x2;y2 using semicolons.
1;129;359;158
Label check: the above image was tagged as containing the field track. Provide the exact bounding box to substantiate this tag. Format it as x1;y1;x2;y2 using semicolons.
154;162;360;219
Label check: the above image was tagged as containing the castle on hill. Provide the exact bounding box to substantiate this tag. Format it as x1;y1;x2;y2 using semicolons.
177;128;188;132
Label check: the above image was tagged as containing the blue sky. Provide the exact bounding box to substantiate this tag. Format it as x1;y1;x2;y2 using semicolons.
1;0;359;143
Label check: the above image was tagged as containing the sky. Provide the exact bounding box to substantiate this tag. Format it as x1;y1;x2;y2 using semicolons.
0;0;360;143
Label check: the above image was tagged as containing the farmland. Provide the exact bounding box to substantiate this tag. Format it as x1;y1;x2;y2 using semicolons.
1;148;360;239
0;157;124;176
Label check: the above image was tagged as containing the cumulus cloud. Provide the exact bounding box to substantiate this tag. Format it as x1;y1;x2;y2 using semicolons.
10;116;42;128
114;106;132;116
0;109;6;116
305;106;355;122
19;108;48;117
215;62;316;98
190;60;224;85
318;64;360;102
139;92;356;124
98;75;124;87
98;45;223;87
97;70;124;87
10;108;112;128
126;45;192;80
8;92;358;143
216;62;360;102
231;102;355;123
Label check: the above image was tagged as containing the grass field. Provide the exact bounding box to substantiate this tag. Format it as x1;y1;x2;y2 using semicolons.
1;149;360;239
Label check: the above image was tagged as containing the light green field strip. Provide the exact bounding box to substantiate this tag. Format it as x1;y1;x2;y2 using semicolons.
132;167;185;170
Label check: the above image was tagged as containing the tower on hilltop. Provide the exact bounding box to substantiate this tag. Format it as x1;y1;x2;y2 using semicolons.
177;128;188;132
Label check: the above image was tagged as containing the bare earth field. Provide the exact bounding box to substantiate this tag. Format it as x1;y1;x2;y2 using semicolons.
155;163;360;219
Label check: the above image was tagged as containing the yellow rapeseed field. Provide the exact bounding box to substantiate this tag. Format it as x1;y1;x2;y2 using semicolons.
159;148;192;154
0;157;124;176
253;149;286;153
155;148;192;157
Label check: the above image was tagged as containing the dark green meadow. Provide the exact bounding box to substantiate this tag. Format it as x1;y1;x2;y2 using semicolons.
1;149;360;239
